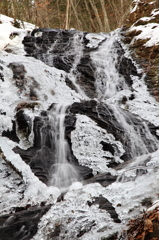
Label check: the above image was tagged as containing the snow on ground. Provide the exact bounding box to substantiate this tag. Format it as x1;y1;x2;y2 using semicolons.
32;150;159;239
0;17;84;214
0;14;35;52
1;11;159;239
128;5;159;47
32;183;122;240
0;14;36;30
0;137;60;214
130;23;159;47
85;32;107;48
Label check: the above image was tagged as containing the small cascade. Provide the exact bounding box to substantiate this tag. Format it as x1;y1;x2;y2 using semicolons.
49;104;79;191
91;30;159;160
116;154;158;183
92;31;129;101
67;31;89;100
109;104;158;158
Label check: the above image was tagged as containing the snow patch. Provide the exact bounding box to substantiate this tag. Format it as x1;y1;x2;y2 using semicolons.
85;32;107;48
130;23;159;47
0;137;60;213
0;14;35;52
71;114;124;175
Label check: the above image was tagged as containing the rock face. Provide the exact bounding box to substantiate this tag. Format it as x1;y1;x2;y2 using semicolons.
13;110;93;185
122;0;159;100
0;205;51;240
1;4;159;239
23;28;97;98
69;100;158;160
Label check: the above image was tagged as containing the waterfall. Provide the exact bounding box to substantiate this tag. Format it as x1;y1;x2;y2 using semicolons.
93;31;129;101
109;105;158;158
2;19;159;240
48;104;79;191
22;28;159;186
67;31;89;100
91;30;159;159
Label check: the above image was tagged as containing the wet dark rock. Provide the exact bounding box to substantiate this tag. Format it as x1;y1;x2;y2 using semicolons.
88;195;121;223
107;160;119;168
2;121;19;143
100;141;115;155
7;62;39;100
23;28;77;72
0;65;4;81
0;205;51;240
14;110;93;184
69;100;158;160
84;172;117;187
8;62;26;89
8;62;26;79
114;40;141;87
23;28;98;98
136;168;147;177
117;56;137;86
76;55;96;98
101;233;118;240
65;115;76;135
141;197;153;207
0;109;6;115
13;113;55;184
16;110;32;139
77;220;96;238
65;77;78;92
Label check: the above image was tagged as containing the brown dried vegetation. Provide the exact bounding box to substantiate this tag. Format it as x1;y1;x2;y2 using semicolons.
123;207;159;240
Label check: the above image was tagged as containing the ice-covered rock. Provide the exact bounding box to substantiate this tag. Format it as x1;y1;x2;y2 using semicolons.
1;5;159;239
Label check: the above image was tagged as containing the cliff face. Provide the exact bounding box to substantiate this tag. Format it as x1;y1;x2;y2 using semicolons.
1;2;159;239
123;0;159;101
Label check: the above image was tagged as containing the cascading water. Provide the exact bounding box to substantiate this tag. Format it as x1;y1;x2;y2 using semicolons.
91;30;159;159
67;32;89;100
93;31;129;101
2;15;159;239
35;30;159;189
22;29;159;191
48;104;79;191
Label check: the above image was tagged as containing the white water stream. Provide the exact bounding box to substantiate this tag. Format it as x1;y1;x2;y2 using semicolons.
47;31;159;189
49;104;79;191
1;18;159;240
91;30;159;159
93;31;129;101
